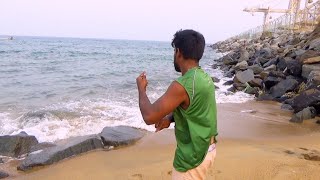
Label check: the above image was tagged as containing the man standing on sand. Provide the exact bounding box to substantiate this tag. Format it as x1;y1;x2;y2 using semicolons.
136;29;218;180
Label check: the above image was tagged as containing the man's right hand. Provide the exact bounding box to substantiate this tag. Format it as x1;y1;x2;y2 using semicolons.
155;117;171;132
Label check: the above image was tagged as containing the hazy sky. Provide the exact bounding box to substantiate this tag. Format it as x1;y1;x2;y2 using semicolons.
0;0;296;43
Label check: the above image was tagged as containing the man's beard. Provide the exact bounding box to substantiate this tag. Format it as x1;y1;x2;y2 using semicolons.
174;56;181;72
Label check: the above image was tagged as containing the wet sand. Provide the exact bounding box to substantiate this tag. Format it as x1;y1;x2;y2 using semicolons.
3;101;320;179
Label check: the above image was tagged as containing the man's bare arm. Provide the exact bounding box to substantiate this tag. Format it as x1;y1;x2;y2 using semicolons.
138;81;186;125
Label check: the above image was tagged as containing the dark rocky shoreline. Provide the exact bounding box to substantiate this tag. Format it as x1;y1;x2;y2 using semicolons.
211;24;320;123
0;126;146;178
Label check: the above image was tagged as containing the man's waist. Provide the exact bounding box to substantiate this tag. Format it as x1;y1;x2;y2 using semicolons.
210;136;217;145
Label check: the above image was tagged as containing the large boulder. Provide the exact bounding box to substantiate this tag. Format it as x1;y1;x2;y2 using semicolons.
262;58;277;68
286;58;302;76
270;79;299;98
249;78;263;88
238;49;250;62
234;61;248;71
255;57;270;65
30;142;56;153
306;71;320;90
264;64;277;71
223;55;237;65
0;132;38;158
248;64;264;74
254;48;273;59
100;126;145;147
297;50;320;63
292;88;320;113
302;64;320;79
263;76;283;89
303;56;320;64
18;135;103;171
269;70;286;79
308;38;320;51
234;69;255;84
290;107;317;123
288;37;301;45
277;57;289;71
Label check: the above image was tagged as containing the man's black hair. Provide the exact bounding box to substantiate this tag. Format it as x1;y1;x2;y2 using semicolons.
171;29;205;61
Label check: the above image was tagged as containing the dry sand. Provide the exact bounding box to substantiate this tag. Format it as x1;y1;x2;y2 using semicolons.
3;101;320;180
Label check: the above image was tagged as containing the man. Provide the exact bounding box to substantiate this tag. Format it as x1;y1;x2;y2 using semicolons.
136;29;218;180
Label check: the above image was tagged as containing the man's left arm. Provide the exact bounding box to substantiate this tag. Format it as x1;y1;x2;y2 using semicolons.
136;72;186;125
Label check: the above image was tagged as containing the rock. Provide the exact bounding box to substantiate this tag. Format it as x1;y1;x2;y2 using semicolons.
262;58;277;68
288;37;301;45
281;104;294;111
18;135;103;171
211;77;220;83
100;126;145;147
223;54;237;65
270;79;299;98
255;57;270;65
248;64;264;74
244;86;259;95
221;66;231;72
0;158;3;164
298;50;320;63
290;107;317;123
292;88;320;113
277;47;285;53
286;59;302;76
269;71;286;79
259;71;270;80
257;93;275;101
0;132;38;158
303;56;320;64
231;42;240;49
0;171;9;179
264;64;277;71
308;38;320;51
227;86;237;93
294;49;306;56
249;78;263;88
284;98;295;106
264;76;283;89
302;64;320;79
306;71;320;89
234;61;248;71
234;69;255;84
277;57;289;71
224;69;235;78
30;142;56;153
233;83;246;91
239;49;250;62
223;80;234;86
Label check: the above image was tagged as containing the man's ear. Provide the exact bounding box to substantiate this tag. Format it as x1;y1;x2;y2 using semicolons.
176;48;183;59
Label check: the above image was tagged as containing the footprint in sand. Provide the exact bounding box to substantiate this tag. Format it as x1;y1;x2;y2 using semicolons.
130;173;143;180
284;148;320;161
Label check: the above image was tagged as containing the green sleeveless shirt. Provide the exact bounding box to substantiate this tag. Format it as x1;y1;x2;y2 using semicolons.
173;66;218;172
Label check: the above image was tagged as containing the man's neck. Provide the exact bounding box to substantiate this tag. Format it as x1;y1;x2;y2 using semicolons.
180;60;199;76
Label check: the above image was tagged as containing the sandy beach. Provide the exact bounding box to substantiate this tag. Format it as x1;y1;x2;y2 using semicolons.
2;101;320;180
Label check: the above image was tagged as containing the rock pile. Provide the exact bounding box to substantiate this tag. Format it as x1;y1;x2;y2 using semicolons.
211;24;320;123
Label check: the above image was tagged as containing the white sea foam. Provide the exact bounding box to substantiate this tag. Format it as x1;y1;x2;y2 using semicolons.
1;68;253;142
